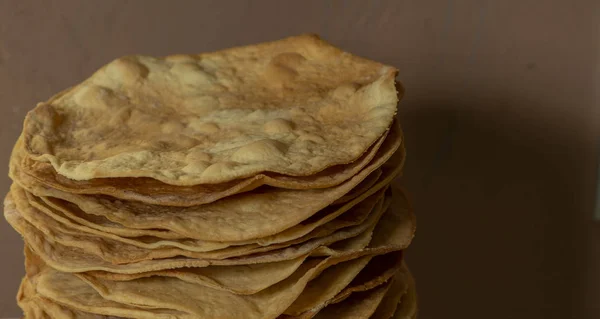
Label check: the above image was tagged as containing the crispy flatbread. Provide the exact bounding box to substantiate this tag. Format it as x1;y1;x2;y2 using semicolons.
371;266;410;319
311;278;393;319
24;238;304;298
37;268;190;319
18;276;116;319
37;249;401;319
13;122;403;242
42;197;186;240
23;179;387;253
285;251;402;316
86;222;377;295
333;168;381;205
4;189;414;274
285;256;372;314
392;264;418;319
288;252;404;319
22;34;399;186
19;248;121;319
10;185;388;264
19;125;391;206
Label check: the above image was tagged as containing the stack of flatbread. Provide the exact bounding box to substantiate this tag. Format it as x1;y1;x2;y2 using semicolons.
5;34;417;319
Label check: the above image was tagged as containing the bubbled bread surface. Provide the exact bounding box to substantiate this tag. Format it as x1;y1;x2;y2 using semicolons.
23;34;399;185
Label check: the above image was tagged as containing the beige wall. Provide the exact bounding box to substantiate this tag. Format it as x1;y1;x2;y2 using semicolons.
0;0;598;318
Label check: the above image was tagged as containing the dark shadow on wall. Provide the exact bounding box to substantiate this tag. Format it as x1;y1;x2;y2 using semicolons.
395;98;593;319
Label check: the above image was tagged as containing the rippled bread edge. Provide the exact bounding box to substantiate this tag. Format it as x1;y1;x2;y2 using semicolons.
22;34;400;185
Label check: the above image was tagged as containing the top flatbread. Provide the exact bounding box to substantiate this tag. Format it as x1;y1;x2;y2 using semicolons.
22;34;399;185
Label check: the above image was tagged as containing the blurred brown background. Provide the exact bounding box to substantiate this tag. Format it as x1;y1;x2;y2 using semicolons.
0;0;598;318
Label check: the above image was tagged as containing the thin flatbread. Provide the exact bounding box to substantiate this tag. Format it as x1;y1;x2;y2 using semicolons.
18;276;115;319
37;248;387;319
9;142;184;239
40;194;185;240
332;168;381;205
23;179;387;253
371;266;410;319
19;124;391;206
23;232;305;297
19;248;120;319
19;189;386;295
73;253;402;319
86;221;377;293
4;189;414;274
312;279;393;319
10;185;388;264
37;269;190;319
392;264;418;319
285;251;402;315
13;122;403;242
288;252;404;319
23;34;399;186
16;185;232;254
284;256;372;315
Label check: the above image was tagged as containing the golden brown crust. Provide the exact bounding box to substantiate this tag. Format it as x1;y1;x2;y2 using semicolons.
22;34;400;185
3;188;415;274
13;122;403;243
16;124;390;206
